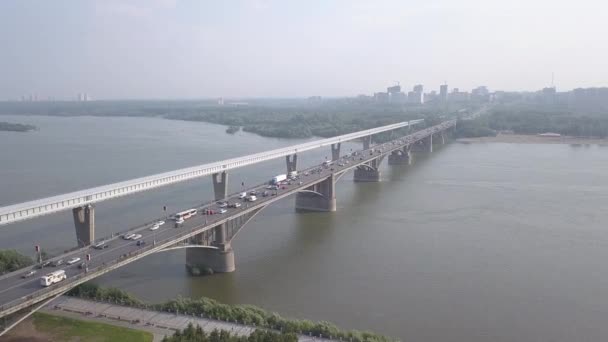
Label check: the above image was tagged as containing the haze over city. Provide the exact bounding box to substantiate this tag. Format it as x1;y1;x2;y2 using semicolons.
1;0;606;100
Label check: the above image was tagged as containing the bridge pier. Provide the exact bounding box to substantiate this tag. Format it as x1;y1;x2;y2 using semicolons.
428;134;433;152
295;174;336;212
286;154;297;174
186;246;235;275
212;171;228;200
362;136;372;150
354;156;383;182
73;205;94;247
331;143;341;161
388;146;411;165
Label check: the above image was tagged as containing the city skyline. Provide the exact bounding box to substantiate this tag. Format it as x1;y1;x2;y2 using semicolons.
1;0;607;99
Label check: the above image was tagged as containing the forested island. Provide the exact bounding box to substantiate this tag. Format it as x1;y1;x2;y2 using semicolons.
455;101;608;139
0;121;36;132
0;99;470;141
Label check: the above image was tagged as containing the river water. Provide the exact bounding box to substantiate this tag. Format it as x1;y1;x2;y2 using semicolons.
2;115;608;341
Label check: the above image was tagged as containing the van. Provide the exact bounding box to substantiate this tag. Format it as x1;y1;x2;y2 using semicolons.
239;192;247;199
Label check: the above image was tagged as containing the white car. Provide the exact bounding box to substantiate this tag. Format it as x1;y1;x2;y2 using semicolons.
239;192;247;199
131;234;143;240
219;209;227;214
67;257;81;265
122;233;135;240
156;220;165;226
150;224;160;231
175;218;184;224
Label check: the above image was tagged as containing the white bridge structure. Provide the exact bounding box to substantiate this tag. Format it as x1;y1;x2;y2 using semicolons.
0;119;423;227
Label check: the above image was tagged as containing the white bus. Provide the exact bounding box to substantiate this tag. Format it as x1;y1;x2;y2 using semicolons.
173;209;197;222
40;270;66;287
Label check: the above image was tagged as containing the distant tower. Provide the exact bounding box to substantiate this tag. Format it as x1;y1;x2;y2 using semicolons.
440;84;448;102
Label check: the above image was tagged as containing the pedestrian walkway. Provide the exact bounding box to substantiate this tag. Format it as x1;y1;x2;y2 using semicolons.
44;296;341;342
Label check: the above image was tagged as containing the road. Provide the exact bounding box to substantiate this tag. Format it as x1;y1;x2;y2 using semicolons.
0;120;455;317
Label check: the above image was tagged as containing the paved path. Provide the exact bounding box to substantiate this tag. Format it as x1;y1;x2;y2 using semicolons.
43;296;340;342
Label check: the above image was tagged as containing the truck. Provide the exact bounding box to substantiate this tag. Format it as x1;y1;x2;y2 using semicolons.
271;174;287;185
40;270;66;287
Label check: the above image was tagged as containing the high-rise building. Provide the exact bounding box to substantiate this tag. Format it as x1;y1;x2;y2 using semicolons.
413;84;423;93
408;85;424;104
439;84;448;102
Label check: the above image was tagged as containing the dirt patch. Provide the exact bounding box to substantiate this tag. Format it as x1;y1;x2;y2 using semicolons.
0;317;51;342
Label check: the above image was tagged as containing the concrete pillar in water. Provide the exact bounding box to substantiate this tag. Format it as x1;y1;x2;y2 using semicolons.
73;205;94;247
186;246;235;274
331;143;341;161
286;154;297;174
362;136;372;150
212;171;228;201
388;146;411;165
295;174;336;212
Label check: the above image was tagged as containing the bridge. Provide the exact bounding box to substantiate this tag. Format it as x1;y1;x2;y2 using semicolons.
0;118;456;319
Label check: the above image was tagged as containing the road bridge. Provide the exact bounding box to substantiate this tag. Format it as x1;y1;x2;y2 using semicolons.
0;119;456;319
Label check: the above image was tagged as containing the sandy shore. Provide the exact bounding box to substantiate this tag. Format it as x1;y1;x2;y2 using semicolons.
457;134;608;145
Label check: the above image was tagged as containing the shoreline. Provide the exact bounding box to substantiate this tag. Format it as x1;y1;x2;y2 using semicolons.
457;134;608;145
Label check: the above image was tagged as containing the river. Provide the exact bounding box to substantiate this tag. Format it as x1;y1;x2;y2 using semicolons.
2;115;608;341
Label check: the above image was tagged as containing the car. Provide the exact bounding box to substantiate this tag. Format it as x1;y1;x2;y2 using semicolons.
249;190;257;195
219;209;227;214
303;172;309;176
131;234;143;240
136;240;146;246
22;270;36;278
78;262;86;269
93;241;107;249
67;257;81;265
229;202;242;208
156;220;165;226
123;233;135;240
271;192;277;196
262;191;269;197
150;224;160;231
217;202;228;208
299;181;303;185
51;259;64;267
175;218;184;224
37;261;52;269
238;192;247;199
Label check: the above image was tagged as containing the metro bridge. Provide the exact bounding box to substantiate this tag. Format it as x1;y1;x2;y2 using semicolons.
0;118;456;319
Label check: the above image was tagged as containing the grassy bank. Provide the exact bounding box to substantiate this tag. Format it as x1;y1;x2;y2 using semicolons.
3;312;153;342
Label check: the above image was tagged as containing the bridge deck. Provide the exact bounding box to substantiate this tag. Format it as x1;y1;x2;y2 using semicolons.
0;119;423;226
0;120;455;318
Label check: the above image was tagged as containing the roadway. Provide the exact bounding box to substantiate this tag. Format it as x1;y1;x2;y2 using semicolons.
0;120;455;317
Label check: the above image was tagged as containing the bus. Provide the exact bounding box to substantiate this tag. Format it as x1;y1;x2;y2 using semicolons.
173;209;197;222
40;270;66;287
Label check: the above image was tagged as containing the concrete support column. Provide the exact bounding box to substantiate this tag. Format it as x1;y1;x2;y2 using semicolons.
388;146;412;165
440;131;445;144
428;134;433;152
362;136;372;150
212;171;228;201
286;154;297;174
295;174;336;212
354;166;381;182
72;205;94;247
186;247;235;274
331;143;341;161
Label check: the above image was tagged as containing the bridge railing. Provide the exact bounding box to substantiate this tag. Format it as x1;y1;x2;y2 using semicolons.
0;222;213;316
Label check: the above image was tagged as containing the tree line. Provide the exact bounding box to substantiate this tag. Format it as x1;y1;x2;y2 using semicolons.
67;283;393;342
161;324;297;342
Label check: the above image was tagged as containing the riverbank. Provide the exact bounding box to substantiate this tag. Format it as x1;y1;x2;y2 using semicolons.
457;133;608;145
0;121;36;132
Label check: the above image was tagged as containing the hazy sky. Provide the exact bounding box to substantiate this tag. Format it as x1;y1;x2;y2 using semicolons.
1;0;606;99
